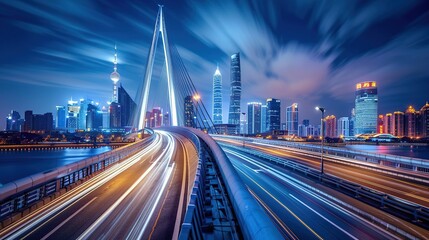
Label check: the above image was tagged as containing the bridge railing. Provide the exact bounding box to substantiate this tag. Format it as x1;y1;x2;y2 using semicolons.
0;130;155;225
168;127;283;240
219;143;429;237
214;135;429;174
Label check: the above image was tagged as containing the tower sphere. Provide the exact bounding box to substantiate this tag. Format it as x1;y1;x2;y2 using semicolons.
110;71;120;82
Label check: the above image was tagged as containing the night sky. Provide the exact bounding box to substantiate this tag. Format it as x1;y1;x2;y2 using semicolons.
1;0;429;130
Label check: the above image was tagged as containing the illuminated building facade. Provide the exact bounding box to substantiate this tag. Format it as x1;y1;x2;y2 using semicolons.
337;117;350;137
392;111;404;137
266;98;281;131
404;106;418;137
286;103;299;135
212;65;223;124
109;102;121;129
66;99;79;132
377;115;384;133
324;115;337;138
420;102;429;138
228;53;241;126
118;85;137;128
247;102;262;134
56;106;66;130
184;96;195;128
6;110;21;131
354;81;378;135
384;113;392;134
261;104;267;133
86;103;102;131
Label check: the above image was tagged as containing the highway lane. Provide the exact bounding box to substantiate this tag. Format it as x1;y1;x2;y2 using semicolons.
215;137;429;208
0;130;192;240
224;147;396;240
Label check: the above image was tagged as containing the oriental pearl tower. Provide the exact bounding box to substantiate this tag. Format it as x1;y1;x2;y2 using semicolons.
110;44;120;103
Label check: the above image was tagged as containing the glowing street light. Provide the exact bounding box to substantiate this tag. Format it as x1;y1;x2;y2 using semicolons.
315;106;326;175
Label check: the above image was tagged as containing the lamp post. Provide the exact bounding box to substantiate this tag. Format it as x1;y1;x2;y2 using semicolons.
193;94;200;129
241;112;246;148
315;106;325;175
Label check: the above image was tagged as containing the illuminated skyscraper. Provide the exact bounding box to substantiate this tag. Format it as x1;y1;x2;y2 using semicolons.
337;117;350;137
56;106;66;129
392;111;404;137
377;115;384;133
78;99;90;130
247;102;262;134
110;102;121;129
228;53;241;126
419;102;429;138
184;96;195;128
404;106;418;137
261;104;267;133
5;110;21;131
384;113;393;134
118;85;137;128
324;115;337;137
212;65;223;124
354;81;378;135
66;99;79;132
266;98;281;131
286;103;299;135
110;44;120;103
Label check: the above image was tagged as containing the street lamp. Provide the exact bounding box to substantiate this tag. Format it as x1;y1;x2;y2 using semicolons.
241;112;246;148
315;106;326;175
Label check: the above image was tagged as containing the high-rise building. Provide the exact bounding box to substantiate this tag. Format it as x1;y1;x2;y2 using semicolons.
110;45;120;103
377;115;384;133
384;113;393;134
392;111;404;137
118;85;137;127
86;103;102;131
110;102;121;129
325;115;337;137
212;65;223;124
152;107;162;127
337;117;350;137
24;110;33;132
66;99;79;132
302;119;310;127
354;81;378;135
228;53;241;125
298;124;307;137
163;112;170;127
404;106;418;138
261;104;267;133
349;108;355;136
266;98;281;131
286;103;299;135
247;102;262;134
78;99;90;130
56;106;66;129
101;106;110;130
419;102;429;138
5;110;21;131
184;96;195;128
30;112;53;132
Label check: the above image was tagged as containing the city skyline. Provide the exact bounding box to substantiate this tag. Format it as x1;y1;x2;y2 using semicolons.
1;0;429;130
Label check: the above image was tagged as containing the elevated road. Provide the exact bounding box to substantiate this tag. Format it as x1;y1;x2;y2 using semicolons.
224;147;395;239
0;130;195;240
215;137;429;208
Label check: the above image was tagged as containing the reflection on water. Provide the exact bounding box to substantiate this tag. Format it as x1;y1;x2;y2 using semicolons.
344;144;429;160
0;147;111;185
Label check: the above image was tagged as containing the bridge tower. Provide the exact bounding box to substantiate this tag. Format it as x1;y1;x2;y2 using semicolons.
137;5;179;130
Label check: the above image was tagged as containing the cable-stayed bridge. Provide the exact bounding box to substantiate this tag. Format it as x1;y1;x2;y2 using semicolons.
1;5;429;240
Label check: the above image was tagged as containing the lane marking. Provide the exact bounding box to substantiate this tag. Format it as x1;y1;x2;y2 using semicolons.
289;194;358;240
40;197;98;240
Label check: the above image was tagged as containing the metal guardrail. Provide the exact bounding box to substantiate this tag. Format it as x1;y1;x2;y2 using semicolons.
214;135;429;173
173;127;284;240
219;143;429;231
0;130;155;222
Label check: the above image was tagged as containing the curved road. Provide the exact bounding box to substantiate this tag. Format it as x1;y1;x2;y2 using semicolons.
0;130;194;240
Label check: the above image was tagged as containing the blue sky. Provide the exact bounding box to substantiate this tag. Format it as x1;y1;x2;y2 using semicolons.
1;0;429;129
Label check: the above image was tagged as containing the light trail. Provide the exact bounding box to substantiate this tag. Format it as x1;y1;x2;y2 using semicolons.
1;133;163;239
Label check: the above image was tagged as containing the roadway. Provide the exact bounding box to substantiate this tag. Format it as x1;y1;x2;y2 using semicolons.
214;137;429;208
223;147;395;239
0;130;194;240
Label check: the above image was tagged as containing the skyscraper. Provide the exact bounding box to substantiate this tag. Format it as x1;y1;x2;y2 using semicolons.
86;103;102;131
266;98;281;131
377;115;384;133
404;106;418;137
420;102;429;138
110;44;120;103
78;99;90;130
247;102;262;134
184;96;195;128
392;111;404;137
325;115;337;138
354;81;378;135
337;117;350;137
286;103;299;135
228;53;241;126
212;65;223;124
384;113;393;134
66;99;79;132
24;110;33;132
56;106;66;129
110;102;121;129
261;104;267;133
6;110;21;131
118;85;137;127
